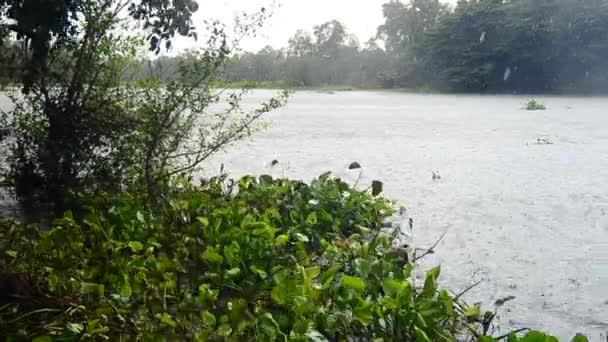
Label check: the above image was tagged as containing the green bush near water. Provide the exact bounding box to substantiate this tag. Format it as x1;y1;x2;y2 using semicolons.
525;99;547;111
0;173;588;341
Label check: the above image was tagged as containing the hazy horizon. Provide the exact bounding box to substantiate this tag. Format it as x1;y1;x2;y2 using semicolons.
170;0;457;53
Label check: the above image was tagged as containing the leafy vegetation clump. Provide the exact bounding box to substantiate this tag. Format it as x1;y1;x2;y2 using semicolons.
0;173;587;341
525;99;547;111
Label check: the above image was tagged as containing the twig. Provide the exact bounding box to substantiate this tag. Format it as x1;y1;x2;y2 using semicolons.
496;328;530;340
413;230;449;262
353;169;363;189
7;308;62;324
454;280;483;301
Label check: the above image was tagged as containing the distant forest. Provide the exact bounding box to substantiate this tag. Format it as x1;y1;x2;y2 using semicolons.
2;0;608;93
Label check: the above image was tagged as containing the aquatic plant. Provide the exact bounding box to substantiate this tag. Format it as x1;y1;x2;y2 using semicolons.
0;173;588;341
526;99;547;110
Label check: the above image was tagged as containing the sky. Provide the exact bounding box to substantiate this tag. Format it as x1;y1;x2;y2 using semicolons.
172;0;441;53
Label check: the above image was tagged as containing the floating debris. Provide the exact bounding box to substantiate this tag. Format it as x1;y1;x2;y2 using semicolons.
348;161;361;170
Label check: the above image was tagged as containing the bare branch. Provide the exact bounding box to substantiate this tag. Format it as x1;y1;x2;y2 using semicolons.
413;229;448;262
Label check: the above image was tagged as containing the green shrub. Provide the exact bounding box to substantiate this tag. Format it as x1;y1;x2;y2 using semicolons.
0;174;588;341
525;99;547;110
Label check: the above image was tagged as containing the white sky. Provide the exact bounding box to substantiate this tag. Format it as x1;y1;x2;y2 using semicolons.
172;0;455;53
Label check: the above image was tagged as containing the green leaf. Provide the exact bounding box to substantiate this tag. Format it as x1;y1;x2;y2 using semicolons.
305;266;321;279
67;322;84;334
136;211;145;223
295;233;310;242
521;331;552;342
416;313;427;328
414;326;432;342
507;333;520;342
353;301;374;325
86;319;100;333
198;284;219;302
422;266;440;297
480;337;498;342
306;212;318;225
250;265;268;279
276;234;289;246
571;335;589;342
306;329;329;342
5;250;17;258
158;313;176;327
464;305;480;318
382;278;404;297
32;337;53;342
259;174;273;185
319;265;342;288
354;258;371;278
440;289;454;315
81;282;104;297
128;241;144;252
87;326;110;335
120;279;132;299
371;180;383;196
403;263;414;279
201;247;224;264
341;275;366;292
201;310;216;328
226;267;241;278
262;312;281;330
197;217;209;227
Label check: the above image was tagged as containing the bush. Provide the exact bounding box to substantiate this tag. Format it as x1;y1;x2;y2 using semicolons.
525;99;547;110
0;173;587;341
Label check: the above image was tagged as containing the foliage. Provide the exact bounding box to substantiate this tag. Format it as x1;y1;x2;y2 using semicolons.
480;331;588;342
418;0;608;93
221;20;392;89
376;0;448;88
0;0;199;88
525;99;547;111
195;0;608;93
0;0;282;215
0;173;588;340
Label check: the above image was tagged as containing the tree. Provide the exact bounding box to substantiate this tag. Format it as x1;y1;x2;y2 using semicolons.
0;0;198;89
0;0;286;216
287;30;314;57
313;20;347;59
421;0;608;93
377;0;448;87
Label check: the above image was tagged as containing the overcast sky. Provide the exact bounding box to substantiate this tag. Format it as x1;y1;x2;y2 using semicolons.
171;0;455;53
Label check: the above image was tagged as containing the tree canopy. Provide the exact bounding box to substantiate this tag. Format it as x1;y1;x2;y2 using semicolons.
219;0;608;93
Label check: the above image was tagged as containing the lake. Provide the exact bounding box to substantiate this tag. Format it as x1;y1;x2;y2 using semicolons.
1;90;607;339
201;90;608;340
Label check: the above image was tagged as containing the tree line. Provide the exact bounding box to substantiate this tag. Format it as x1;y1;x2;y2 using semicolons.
226;0;608;93
2;0;608;93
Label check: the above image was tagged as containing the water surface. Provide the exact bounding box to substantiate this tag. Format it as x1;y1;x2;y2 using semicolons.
2;90;607;339
204;90;608;340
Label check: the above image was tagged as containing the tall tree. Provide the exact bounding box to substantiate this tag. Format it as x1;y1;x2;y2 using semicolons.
377;0;448;86
0;0;199;88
